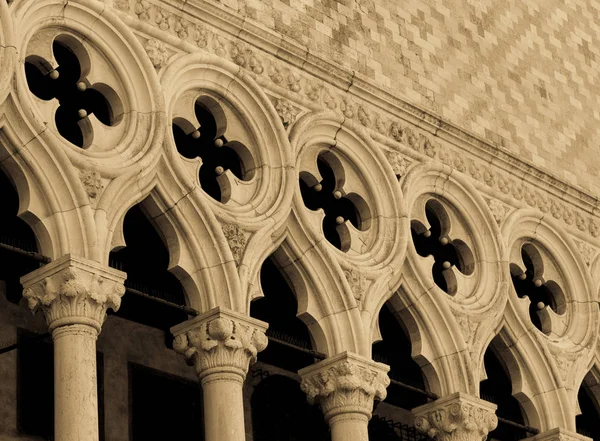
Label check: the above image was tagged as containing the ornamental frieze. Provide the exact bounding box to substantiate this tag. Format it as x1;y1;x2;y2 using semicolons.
110;0;600;245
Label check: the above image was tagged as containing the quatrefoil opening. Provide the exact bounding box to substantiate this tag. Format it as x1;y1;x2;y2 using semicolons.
510;243;566;334
172;96;255;203
299;152;371;252
25;35;123;148
411;200;475;295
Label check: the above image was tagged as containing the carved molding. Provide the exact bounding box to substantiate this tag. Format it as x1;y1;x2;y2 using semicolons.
172;307;268;380
20;255;126;332
299;352;390;421
523;428;592;441
413;392;498;441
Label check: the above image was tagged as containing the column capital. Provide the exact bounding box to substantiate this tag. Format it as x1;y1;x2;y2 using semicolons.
298;351;390;422
413;392;498;441
171;307;268;381
20;254;126;332
524;428;592;441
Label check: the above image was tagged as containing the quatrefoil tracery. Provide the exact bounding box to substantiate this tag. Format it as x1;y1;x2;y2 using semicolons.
411;200;475;295
25;36;123;148
299;152;371;252
510;243;566;334
172;97;255;203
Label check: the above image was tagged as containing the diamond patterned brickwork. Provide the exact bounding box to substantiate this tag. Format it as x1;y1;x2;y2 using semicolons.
218;0;600;193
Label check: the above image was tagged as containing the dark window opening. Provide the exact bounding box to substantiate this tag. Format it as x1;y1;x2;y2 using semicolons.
129;363;203;441
251;254;315;372
576;378;600;439
17;329;105;441
368;415;429;441
480;345;528;441
0;169;41;304
372;302;428;410
108;203;187;336
251;375;329;441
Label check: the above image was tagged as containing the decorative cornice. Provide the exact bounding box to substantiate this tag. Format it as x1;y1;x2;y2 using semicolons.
20;255;126;332
298;352;390;422
413;392;498;441
524;428;591;441
171;307;268;380
110;0;600;243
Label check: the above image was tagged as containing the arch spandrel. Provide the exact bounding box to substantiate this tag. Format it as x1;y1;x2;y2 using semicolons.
289;112;409;356
500;209;599;431
397;161;507;395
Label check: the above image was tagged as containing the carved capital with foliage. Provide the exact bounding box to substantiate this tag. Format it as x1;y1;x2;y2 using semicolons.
172;307;268;381
413;392;498;441
21;255;126;332
299;352;390;422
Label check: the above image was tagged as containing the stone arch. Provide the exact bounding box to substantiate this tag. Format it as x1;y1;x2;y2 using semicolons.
249;222;366;357
500;209;598;431
160;52;295;308
107;169;240;313
4;0;166;262
398;161;507;396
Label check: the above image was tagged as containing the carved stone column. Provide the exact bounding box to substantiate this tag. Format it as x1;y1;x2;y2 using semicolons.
299;351;390;441
21;254;126;441
412;392;498;441
524;428;591;441
171;307;268;441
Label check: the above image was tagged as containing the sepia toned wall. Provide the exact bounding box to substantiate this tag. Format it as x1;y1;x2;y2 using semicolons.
212;0;600;193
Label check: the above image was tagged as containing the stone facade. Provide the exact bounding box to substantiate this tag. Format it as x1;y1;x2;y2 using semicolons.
1;0;600;440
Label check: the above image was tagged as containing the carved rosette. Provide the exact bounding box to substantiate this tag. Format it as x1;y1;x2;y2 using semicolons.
299;352;390;422
20;255;126;332
523;428;591;441
172;307;268;381
413;392;498;441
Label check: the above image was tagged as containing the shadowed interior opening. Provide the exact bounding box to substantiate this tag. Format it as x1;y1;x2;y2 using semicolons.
0;169;40;303
109;203;187;341
251;253;315;372
480;342;529;441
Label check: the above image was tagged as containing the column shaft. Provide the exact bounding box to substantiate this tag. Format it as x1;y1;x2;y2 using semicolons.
201;372;245;441
53;324;100;441
329;413;369;441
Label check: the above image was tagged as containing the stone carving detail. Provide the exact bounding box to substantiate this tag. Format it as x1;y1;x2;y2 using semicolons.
172;309;268;379
413;393;498;441
299;352;390;421
487;198;507;225
273;98;298;128
344;268;367;302
133;0;151;21
574;239;596;267
79;169;105;202
386;151;410;177
144;38;169;69
21;255;126;331
121;0;600;240
222;223;247;265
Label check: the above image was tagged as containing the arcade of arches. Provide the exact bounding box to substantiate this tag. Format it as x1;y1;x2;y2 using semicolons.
1;1;600;441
